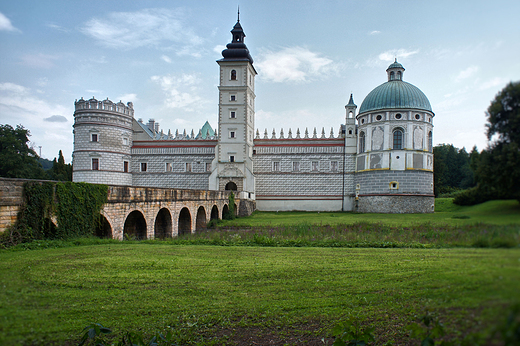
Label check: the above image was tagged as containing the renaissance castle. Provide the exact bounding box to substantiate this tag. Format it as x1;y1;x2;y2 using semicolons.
72;17;435;213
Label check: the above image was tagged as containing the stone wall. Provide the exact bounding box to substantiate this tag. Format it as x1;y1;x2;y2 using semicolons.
357;194;435;213
0;178;25;232
356;169;433;195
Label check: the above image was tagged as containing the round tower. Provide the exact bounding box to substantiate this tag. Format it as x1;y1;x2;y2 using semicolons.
355;60;434;213
72;97;134;185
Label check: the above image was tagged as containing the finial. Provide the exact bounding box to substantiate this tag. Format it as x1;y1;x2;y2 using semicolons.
237;6;240;22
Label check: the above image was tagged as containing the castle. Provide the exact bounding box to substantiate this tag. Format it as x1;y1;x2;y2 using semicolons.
72;17;435;213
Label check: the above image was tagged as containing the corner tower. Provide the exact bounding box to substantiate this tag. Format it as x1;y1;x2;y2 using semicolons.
209;13;257;196
355;60;435;213
72;97;134;185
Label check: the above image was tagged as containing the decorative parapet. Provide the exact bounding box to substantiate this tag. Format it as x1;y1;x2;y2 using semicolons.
256;126;345;140
74;97;134;118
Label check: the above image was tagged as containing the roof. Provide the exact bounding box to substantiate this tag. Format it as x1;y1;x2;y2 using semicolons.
359;80;432;114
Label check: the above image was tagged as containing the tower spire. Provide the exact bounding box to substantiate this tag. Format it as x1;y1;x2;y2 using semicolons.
237;6;240;22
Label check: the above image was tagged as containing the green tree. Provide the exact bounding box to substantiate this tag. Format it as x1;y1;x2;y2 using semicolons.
455;81;520;204
433;144;475;196
0;124;46;179
49;150;72;181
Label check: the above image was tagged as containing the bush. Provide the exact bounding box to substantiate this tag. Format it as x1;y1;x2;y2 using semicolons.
453;186;491;206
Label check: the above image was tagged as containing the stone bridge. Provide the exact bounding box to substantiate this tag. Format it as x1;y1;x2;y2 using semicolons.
0;178;255;240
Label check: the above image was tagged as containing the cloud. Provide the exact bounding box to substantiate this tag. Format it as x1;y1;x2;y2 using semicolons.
369;30;381;35
117;93;138;103
151;73;206;110
161;55;172;63
256;47;336;83
81;8;203;50
213;45;226;55
44;115;68;122
455;66;479;82
0;82;72;161
0;12;20;32
378;49;419;62
20;53;60;69
479;77;509;91
46;23;69;33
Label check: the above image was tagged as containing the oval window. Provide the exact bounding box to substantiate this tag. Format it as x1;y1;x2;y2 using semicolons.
415;114;421;120
376;115;382;121
395;113;402;120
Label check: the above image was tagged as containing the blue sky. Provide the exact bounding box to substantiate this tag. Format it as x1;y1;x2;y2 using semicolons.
1;0;519;163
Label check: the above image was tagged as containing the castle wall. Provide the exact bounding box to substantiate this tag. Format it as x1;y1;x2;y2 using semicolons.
355;169;433;195
253;138;356;211
131;145;215;189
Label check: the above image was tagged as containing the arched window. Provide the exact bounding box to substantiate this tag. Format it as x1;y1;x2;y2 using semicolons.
428;131;433;152
231;70;237;80
359;131;366;153
397;71;402;80
390;71;395;80
393;129;403;149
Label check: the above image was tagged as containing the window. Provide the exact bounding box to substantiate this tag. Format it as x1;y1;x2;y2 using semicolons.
92;158;99;170
361;118;365;124
91;133;98;142
230;95;236;101
205;162;211;172
272;161;280;172
292;161;300;172
415;114;421;120
389;181;399;190
395;113;402;120
123;137;128;145
231;70;237;80
359;131;366;153
165;162;172;172
390;71;395;80
124;161;129;173
229;155;235;162
397;71;402;80
428;131;433;152
230;111;236;119
185;162;192;172
376;114;382;121
229;131;236;138
141;162;147;172
312;161;319;171
331;161;338;172
393;129;403;149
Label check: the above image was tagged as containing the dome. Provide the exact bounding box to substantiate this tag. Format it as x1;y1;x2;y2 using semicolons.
359;80;432;114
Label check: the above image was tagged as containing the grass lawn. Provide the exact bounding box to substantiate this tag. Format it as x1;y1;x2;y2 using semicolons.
222;199;520;227
1;245;519;345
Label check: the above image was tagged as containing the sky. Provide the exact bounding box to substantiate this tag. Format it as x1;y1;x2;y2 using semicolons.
1;0;519;163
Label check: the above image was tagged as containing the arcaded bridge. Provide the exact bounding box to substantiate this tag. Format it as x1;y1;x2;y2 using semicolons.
0;178;255;240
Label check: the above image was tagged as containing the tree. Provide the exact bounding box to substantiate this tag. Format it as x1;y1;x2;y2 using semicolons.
0;124;47;179
486;81;520;147
49;150;72;181
433;144;475;196
454;81;520;204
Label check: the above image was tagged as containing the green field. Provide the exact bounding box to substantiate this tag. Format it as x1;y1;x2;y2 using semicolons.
0;199;519;345
222;199;520;227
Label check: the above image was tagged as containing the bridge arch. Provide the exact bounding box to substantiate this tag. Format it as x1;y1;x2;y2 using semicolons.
95;214;112;238
178;207;192;235
222;204;229;219
154;207;172;239
123;210;147;240
195;206;206;231
210;205;219;220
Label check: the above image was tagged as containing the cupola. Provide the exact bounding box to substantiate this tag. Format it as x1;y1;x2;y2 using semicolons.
220;10;254;64
386;59;405;81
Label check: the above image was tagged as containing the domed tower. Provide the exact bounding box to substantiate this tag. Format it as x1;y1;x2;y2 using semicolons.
72;97;134;185
209;11;257;196
355;60;434;213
